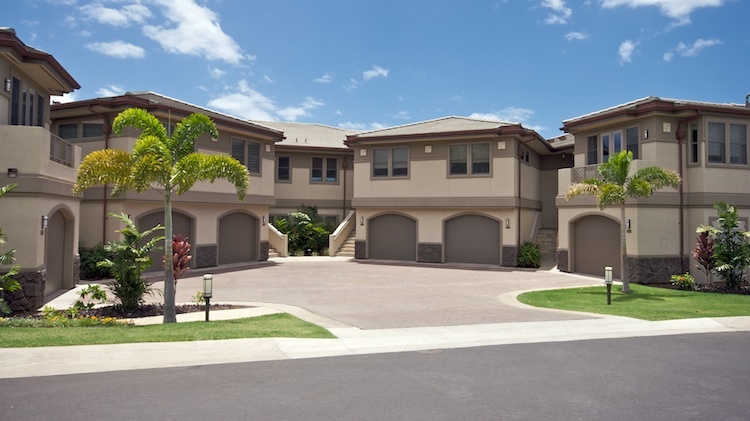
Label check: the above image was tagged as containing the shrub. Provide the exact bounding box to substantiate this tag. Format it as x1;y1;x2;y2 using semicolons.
670;273;696;290
697;202;750;292
692;231;714;284
79;243;113;280
274;205;331;255
0;184;21;316
517;241;541;268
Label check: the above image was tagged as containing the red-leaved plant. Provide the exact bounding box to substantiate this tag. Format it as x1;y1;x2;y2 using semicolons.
692;231;714;284
164;234;192;286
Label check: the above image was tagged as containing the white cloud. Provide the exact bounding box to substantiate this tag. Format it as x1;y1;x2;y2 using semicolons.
337;121;385;131
363;65;389;80
263;75;274;84
344;78;361;92
470;106;536;124
208;80;323;122
394;111;411;120
209;67;226;78
143;0;246;64
618;39;636;64
86;40;146;59
541;0;572;25
51;92;77;104
95;85;126;97
677;38;721;57
80;2;152;27
566;31;588;41
663;52;674;62
600;0;724;26
315;72;334;83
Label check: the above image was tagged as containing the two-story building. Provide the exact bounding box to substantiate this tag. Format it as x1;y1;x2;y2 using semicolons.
0;28;81;310
557;96;750;283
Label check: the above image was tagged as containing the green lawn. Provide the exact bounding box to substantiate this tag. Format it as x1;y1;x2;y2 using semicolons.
0;313;335;348
518;284;750;321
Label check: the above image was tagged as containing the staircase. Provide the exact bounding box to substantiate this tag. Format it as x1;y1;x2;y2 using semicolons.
267;247;280;258
535;228;557;266
335;231;356;257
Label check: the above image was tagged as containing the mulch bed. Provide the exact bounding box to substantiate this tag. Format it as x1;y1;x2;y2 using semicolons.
80;303;250;319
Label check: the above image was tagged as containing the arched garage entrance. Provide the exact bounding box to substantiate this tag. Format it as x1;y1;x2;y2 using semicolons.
218;212;258;265
572;215;621;278
44;209;75;295
138;210;193;272
368;214;416;261
444;214;501;265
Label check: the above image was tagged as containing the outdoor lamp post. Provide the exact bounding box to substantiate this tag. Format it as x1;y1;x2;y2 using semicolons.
605;266;613;305
203;274;213;321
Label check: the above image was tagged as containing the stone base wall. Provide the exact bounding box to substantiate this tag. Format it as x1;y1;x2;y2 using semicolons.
355;240;366;259
260;241;269;261
628;256;687;284
3;268;46;315
556;249;569;272
501;246;518;267
195;244;217;268
418;243;442;263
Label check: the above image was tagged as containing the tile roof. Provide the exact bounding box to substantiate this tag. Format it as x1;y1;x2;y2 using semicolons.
251;121;354;150
352;116;517;138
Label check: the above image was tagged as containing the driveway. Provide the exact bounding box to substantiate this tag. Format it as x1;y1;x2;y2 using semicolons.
153;258;603;329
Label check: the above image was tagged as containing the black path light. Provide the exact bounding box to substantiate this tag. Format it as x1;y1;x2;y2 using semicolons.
203;274;213;321
605;266;613;305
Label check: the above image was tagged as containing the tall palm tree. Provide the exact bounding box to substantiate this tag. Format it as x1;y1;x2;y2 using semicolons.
74;108;250;323
566;150;680;293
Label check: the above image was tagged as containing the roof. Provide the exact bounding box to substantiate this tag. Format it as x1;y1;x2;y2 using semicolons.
546;133;575;150
0;27;80;94
351;116;517;139
250;121;355;150
563;96;750;129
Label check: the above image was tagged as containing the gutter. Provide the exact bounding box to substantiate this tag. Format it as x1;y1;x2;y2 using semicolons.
675;111;701;274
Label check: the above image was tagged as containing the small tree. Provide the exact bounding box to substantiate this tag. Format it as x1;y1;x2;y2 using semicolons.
98;213;164;312
697;201;750;291
692;231;714;284
0;184;21;315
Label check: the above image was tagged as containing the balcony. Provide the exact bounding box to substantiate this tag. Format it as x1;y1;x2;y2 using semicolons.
571;164;602;183
0;125;80;183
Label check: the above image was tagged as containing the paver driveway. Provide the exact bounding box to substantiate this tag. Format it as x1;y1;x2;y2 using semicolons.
153;258;603;329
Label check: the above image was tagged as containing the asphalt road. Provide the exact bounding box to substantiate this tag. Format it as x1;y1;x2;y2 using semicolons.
3;332;749;420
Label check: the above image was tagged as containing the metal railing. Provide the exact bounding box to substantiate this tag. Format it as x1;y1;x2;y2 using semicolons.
572;164;602;183
50;133;73;167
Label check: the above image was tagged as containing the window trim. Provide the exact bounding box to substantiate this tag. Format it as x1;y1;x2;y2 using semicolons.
310;156;339;184
231;138;262;175
706;120;749;167
449;142;491;177
587;127;640;165
687;122;700;167
371;146;409;179
276;155;291;182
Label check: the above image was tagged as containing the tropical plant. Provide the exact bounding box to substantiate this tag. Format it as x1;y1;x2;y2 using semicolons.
566;150;681;293
697;201;750;292
73;108;250;323
166;234;192;285
72;284;108;310
692;231;714;284
79;243;113;280
517;241;541;268
97;213;164;312
273;205;332;255
0;184;21;315
670;273;696;291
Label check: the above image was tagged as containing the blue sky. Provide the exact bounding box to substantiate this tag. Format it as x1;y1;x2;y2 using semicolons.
8;0;748;138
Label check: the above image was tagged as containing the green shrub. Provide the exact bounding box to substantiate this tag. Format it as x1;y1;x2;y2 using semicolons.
697;202;750;291
79;243;113;280
517;241;541;268
670;273;696;291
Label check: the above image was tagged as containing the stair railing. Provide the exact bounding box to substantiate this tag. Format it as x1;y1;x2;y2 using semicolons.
328;210;356;256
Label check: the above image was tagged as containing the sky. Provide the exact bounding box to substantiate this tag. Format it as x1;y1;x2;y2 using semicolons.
7;0;749;138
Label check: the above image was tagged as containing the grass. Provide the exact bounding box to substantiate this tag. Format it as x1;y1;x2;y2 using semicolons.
518;284;750;321
0;313;335;348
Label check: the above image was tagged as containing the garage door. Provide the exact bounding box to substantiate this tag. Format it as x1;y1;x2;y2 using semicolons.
368;214;416;261
45;210;66;295
218;212;258;265
138;211;193;272
573;215;620;278
445;215;501;265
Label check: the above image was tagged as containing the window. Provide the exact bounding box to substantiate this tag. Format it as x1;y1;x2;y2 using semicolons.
372;147;408;178
58;123;78;140
231;138;261;174
730;124;747;165
36;95;44;127
689;123;699;164
10;77;19;125
277;156;290;181
707;121;747;165
586;135;598;165
450;143;489;175
83;123;104;138
625;127;639;159
311;157;338;183
708;122;725;163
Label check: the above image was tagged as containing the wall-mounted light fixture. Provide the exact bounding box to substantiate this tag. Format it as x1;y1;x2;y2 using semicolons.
626;219;631;232
41;215;48;230
643;130;649;139
360;216;364;226
7;168;18;178
262;216;266;225
3;78;10;92
561;152;566;159
505;218;511;229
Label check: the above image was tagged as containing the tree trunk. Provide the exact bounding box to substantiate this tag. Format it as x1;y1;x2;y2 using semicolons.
620;203;630;293
163;188;177;323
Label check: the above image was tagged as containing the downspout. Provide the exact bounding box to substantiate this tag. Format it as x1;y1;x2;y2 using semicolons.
88;106;112;245
675;111;700;274
342;154;347;220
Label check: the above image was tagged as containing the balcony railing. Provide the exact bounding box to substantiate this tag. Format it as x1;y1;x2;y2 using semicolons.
50;133;73;167
572;164;602;183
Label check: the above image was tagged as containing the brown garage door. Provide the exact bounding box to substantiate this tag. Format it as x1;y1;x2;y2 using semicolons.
218;212;258;265
445;215;501;265
573;215;621;278
368;214;416;261
138;211;193;272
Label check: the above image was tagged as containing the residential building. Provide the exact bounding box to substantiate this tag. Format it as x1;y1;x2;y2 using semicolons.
558;96;750;283
0;28;81;310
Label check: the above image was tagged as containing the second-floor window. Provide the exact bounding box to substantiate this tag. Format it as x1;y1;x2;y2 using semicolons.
372;147;409;178
232;138;260;174
450;143;490;175
311;157;337;183
10;77;44;127
708;122;747;165
587;127;639;165
277;156;290;181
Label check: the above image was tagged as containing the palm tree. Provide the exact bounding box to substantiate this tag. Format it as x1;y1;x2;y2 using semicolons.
74;108;250;323
566;150;680;293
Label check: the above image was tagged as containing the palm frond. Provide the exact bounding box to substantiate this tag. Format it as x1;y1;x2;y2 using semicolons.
173;153;250;199
73;149;133;196
112;108;167;140
170;113;219;160
565;181;600;200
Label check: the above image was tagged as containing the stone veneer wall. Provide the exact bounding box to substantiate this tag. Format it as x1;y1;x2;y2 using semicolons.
3;267;46;314
355;240;366;259
195;244;217;268
260;241;269;261
501;246;518;267
628;256;687;284
418;243;442;263
556;249;569;272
